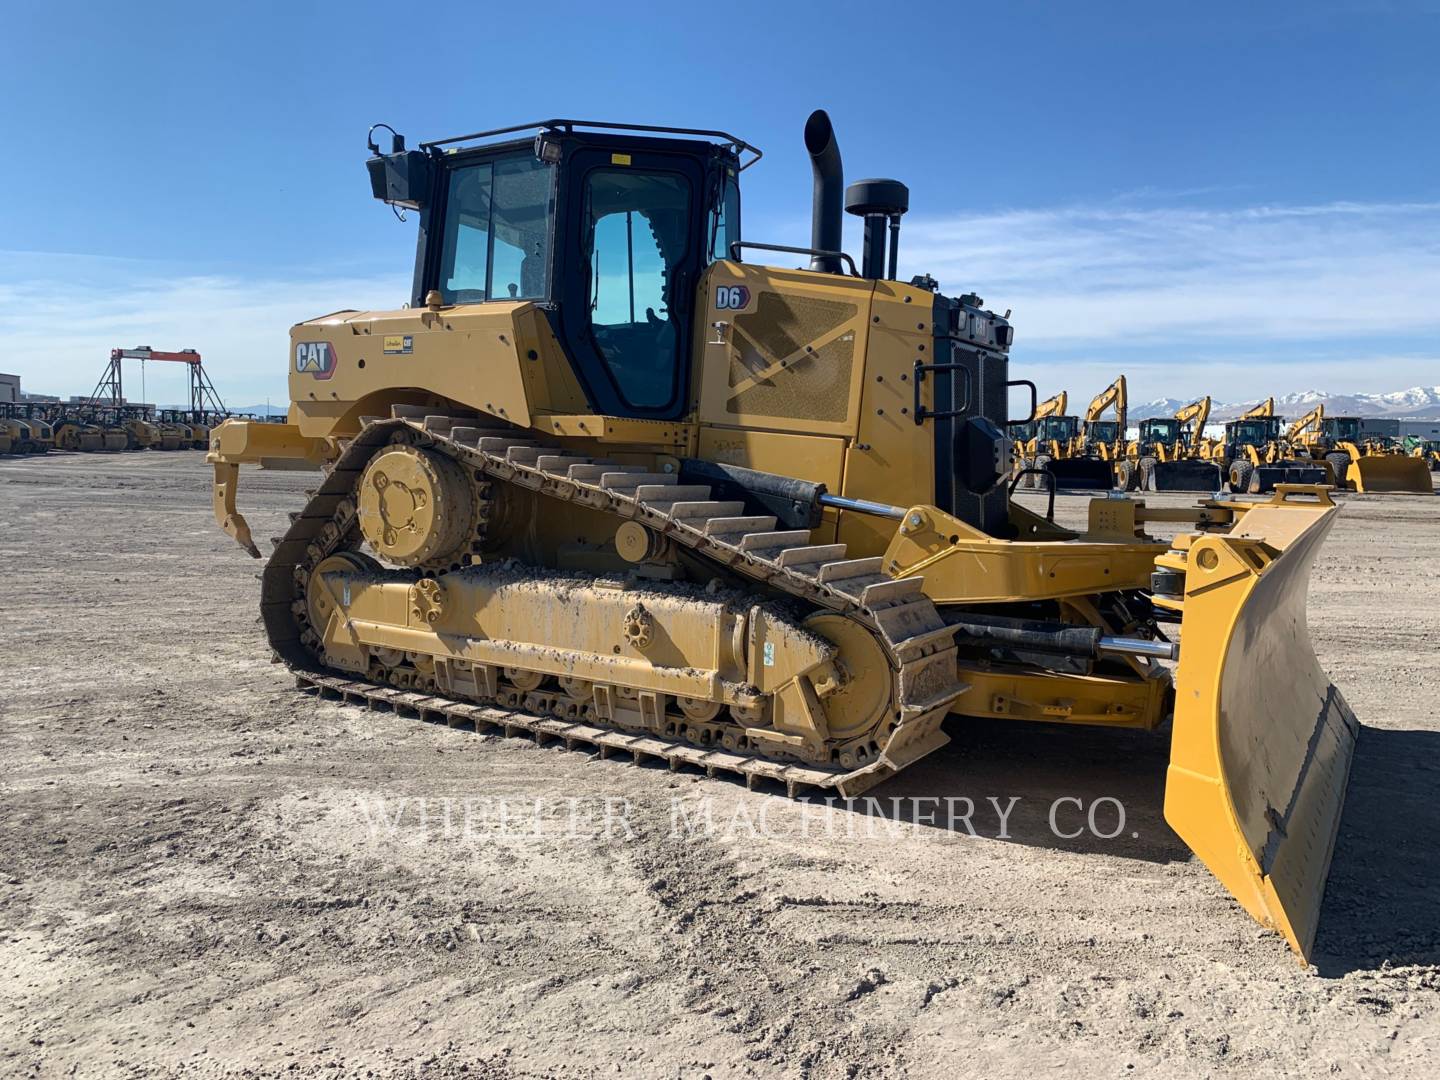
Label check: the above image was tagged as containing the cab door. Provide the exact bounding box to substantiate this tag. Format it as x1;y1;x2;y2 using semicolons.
557;146;708;420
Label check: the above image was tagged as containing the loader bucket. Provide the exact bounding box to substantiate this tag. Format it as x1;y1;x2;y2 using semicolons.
1251;462;1328;493
1162;487;1358;961
1044;457;1116;490
1346;455;1435;494
1149;460;1223;492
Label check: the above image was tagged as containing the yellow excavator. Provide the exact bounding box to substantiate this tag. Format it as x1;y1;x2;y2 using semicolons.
1122;396;1222;492
207;111;1357;960
1288;405;1433;493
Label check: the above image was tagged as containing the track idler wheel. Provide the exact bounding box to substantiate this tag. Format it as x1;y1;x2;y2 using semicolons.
356;445;474;567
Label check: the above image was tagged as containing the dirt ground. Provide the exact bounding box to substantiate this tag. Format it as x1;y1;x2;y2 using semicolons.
2;451;1437;1078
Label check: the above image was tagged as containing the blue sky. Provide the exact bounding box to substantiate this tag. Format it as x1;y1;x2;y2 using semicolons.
2;0;1438;407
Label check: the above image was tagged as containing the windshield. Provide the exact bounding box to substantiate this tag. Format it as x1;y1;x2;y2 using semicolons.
1145;419;1180;442
438;154;553;304
1229;420;1267;446
1329;417;1362;440
1038;416;1079;441
1088;420;1119;443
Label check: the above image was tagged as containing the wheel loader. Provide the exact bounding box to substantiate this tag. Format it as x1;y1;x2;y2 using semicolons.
1011;390;1066;488
208;111;1357;961
1042;376;1125;491
1218;398;1328;493
1289;408;1433;494
1123;396;1223;492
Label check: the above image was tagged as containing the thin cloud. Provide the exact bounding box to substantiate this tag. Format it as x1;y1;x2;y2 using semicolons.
898;199;1440;400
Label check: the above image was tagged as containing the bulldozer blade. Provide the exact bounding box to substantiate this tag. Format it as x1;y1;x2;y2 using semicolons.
1149;460;1223;492
1163;488;1358;961
1044;457;1116;490
1251;463;1327;493
1346;455;1435;494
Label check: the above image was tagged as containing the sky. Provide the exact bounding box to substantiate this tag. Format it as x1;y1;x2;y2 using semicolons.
2;0;1439;409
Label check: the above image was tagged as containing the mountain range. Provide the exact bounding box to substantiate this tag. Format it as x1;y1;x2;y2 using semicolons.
1128;385;1440;421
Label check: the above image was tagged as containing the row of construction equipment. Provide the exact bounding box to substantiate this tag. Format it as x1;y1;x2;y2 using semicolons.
0;347;239;456
1012;375;1436;494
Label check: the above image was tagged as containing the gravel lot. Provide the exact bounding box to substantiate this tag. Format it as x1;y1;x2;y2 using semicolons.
2;450;1437;1078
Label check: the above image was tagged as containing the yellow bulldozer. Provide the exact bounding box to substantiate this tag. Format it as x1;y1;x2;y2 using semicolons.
207;111;1358;960
1286;406;1433;494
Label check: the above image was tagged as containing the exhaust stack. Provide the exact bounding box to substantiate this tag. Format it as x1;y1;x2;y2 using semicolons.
803;110;844;273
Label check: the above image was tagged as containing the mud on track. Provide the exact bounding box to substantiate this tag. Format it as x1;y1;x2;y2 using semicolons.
2;451;1438;1078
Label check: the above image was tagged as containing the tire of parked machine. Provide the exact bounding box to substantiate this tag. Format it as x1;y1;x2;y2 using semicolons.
1229;460;1254;493
1324;452;1351;487
1116;459;1137;492
1138;455;1157;491
1034;454;1052;490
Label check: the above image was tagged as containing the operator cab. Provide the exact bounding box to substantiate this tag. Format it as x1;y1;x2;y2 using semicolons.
1086;420;1119;445
1322;416;1362;442
1225;416;1279;450
366;120;748;421
1139;417;1181;445
1037;416;1080;443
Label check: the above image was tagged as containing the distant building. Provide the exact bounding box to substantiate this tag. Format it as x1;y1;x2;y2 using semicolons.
0;373;18;403
1393;418;1440;439
1360;417;1400;438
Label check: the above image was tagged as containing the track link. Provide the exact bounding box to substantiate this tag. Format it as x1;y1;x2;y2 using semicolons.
262;408;965;797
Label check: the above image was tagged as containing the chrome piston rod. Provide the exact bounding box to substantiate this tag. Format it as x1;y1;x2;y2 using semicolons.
818;493;906;519
1099;635;1179;661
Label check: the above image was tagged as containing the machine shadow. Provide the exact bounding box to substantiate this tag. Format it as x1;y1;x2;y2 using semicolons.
837;715;1191;864
1311;724;1440;976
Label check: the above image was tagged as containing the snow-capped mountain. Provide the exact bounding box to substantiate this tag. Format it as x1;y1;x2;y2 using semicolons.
1127;386;1440;421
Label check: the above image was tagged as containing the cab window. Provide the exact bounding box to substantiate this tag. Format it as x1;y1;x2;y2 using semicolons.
438;154;553;303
